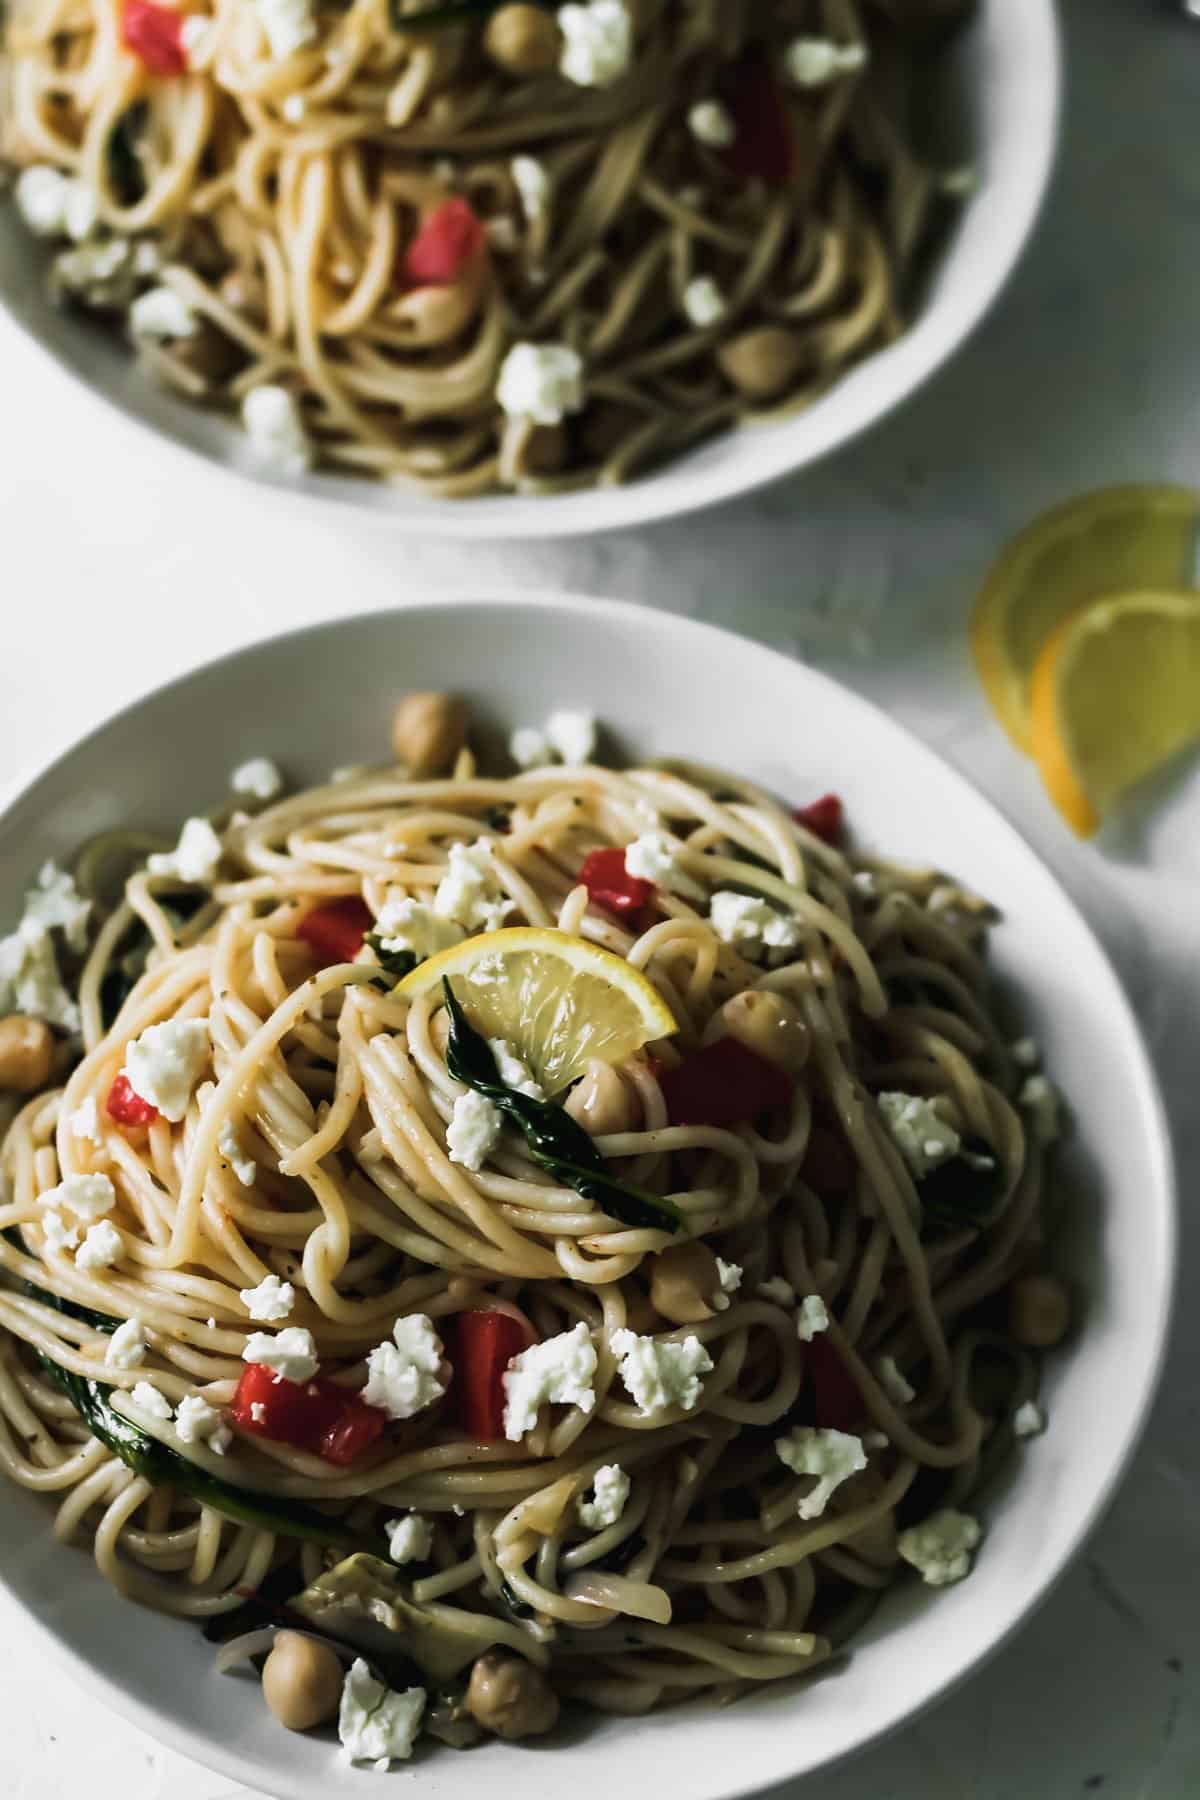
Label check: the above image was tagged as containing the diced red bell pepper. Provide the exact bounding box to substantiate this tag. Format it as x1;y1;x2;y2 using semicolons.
296;897;374;968
792;793;844;845
230;1362;388;1466
578;847;654;927
659;1037;793;1127
801;1125;855;1193
805;1334;863;1432
723;55;797;188
107;1072;159;1127
403;198;486;287
122;0;186;74
450;1309;535;1441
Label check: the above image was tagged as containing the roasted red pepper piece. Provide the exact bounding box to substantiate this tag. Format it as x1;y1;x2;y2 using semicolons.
106;1072;159;1127
792;794;844;845
295;897;373;968
231;1362;388;1465
578;846;654;927
723;55;797;188
404;198;486;287
659;1037;793;1127
804;1335;864;1432
122;0;186;74
450;1309;535;1441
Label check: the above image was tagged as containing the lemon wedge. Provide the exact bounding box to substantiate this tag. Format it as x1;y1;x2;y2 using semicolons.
971;485;1199;752
1029;589;1200;835
397;927;677;1094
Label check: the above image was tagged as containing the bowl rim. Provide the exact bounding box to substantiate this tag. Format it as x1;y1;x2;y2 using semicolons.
0;0;1062;540
0;587;1177;1797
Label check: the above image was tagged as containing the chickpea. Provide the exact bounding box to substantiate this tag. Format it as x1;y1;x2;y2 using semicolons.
717;326;806;403
465;1652;560;1740
390;692;468;777
1007;1273;1071;1349
483;3;561;75
0;1015;55;1093
261;1631;344;1733
711;990;809;1074
650;1239;723;1325
564;1059;637;1136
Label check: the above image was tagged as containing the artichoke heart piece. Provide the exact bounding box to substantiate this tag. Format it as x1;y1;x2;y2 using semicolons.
293;1553;523;1682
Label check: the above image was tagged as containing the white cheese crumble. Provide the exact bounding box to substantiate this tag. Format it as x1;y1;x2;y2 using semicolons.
241;384;313;474
496;342;585;425
374;897;464;965
876;1091;960;1178
147;817;223;883
243;1326;319;1382
338;1659;426;1770
784;36;868;88
433;842;513;933
683;275;726;329
253;0;317;59
364;1315;448;1420
775;1426;866;1520
623;830;705;901
130;285;197;340
709;891;802;959
446;1090;503;1171
130;1381;172;1420
758;1276;796;1306
76;1220;124;1270
385;1513;434;1563
610;1328;713;1416
1011;1036;1040;1069
713;1258;742;1312
511;155;550;225
174;1394;232;1454
25;862;91;951
219;1118;257;1187
875;1354;915;1406
41;1211;78;1253
239;1273;295;1322
0;921;78;1032
1019;1075;1061;1145
15;167;97;241
105;1318;146;1370
69;1096;102;1143
230;756;284;801
897;1508;982;1586
545;710;597;765
852;870;878;897
796;1294;829;1342
40;1172;115;1222
1013;1400;1046;1439
510;726;554;770
123;1019;210;1122
577;1462;630;1531
488;1038;544;1099
687;99;735;147
502;1321;598;1440
281;93;306;122
557;0;632;87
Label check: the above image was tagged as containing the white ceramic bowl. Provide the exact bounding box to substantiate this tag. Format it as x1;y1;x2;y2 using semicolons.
0;595;1174;1798
0;1;1060;539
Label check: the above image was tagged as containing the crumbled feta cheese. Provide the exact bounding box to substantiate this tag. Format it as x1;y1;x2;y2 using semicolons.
852;870;878;897
174;1394;232;1453
281;92;306;122
897;1508;982;1586
511;155;550;225
610;1328;712;1416
709;891;802;959
364;1315;448;1420
712;1259;742;1312
0;920;80;1031
877;1091;960;1178
69;1096;102;1143
784;36;868;88
219;1118;257;1187
53;238;134;306
557;0;632;87
243;1326;319;1382
509;727;553;769
105;1318;147;1370
16;166;72;237
446;1090;503;1171
40;1172;115;1223
374;897;464;963
129;1381;172;1421
242;384;313;474
503;1321;598;1440
25;862;91;951
875;1354;915;1406
758;1276;796;1306
1019;1075;1061;1146
41;1210;79;1253
797;1294;829;1342
578;1462;630;1531
386;1513;434;1563
433;842;513;933
76;1220;124;1270
147;817;223;883
130;285;197;340
682;276;726;329
496;342;585;426
123;1019;210;1122
1011;1036;1040;1069
338;1659;426;1770
775;1426;866;1520
622;830;705;902
687;99;735;147
253;0;317;58
239;1273;295;1322
180;13;212;58
230;757;284;801
544;710;597;765
1013;1400;1046;1439
487;1038;544;1099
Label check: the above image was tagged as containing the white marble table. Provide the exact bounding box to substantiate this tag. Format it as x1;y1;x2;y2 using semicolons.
1;0;1197;1793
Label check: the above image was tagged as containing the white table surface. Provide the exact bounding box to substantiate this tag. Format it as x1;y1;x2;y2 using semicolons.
2;0;1198;1794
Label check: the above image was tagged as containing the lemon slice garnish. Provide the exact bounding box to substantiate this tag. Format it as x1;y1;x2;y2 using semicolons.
1029;589;1200;835
397;927;678;1094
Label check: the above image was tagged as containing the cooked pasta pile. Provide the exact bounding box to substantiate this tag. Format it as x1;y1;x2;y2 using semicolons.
0;0;971;495
0;696;1069;1765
